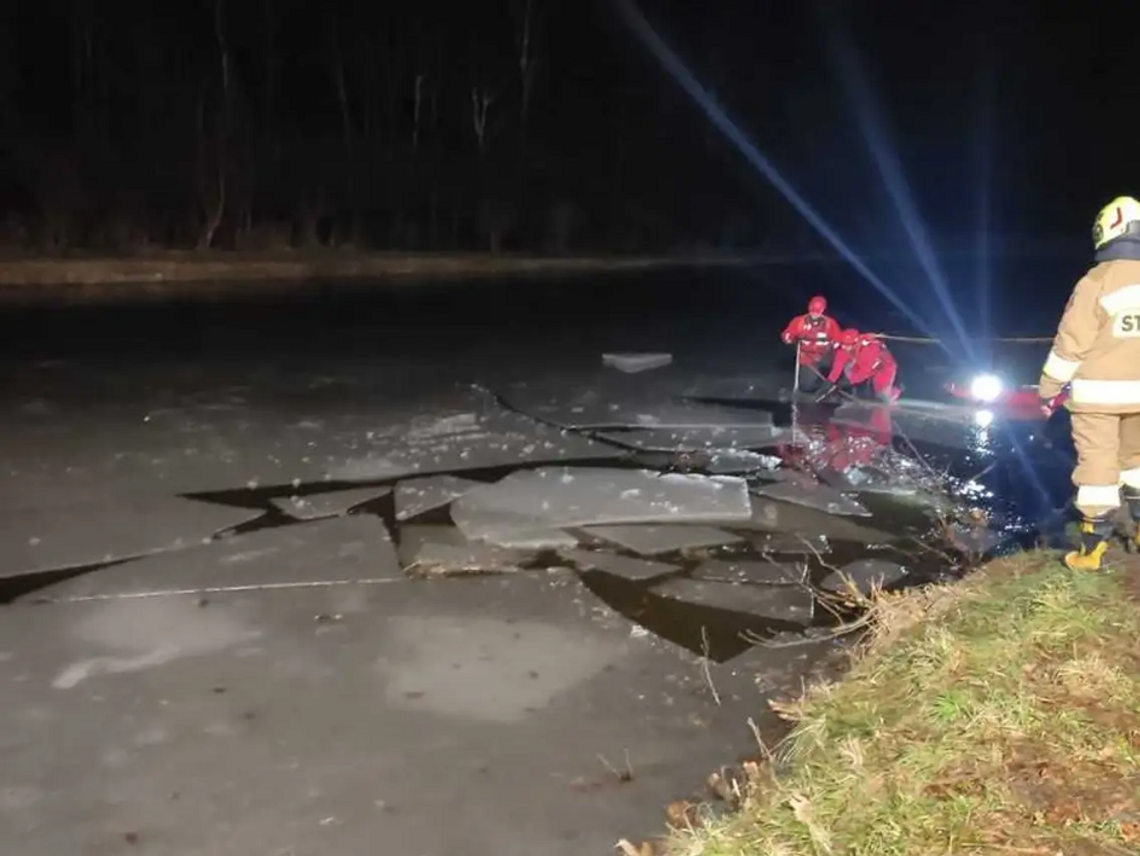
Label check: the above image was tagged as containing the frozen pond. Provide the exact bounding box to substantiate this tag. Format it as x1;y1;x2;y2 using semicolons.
0;271;1077;855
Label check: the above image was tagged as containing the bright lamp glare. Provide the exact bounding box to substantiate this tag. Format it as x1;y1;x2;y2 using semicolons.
974;409;994;429
970;374;1003;403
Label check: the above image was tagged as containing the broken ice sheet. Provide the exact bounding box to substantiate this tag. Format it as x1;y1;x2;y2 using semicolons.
602;352;674;373
496;383;775;431
819;559;909;597
741;498;896;545
394;475;481;521
1;495;260;580
270;486;392;520
23;515;401;601
593;425;787;453
478;527;578;550
752;480;871;518
690;558;806;586
747;532;831;555
325;389;620;482
706;449;781;474
451;467;752;545
559;548;680;581
407;541;532;577
582;524;744;556
650;578;814;625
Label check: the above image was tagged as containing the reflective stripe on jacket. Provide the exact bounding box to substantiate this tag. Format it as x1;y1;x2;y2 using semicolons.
1038;259;1140;413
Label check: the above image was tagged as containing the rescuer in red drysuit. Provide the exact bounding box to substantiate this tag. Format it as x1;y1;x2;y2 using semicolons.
781;295;841;391
820;328;901;404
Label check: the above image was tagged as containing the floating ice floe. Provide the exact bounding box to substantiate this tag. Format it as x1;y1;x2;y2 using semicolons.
581;524;744;556
650;578;815;625
394;475;482;521
558;548;680;581
450;467;752;546
601;352;674;373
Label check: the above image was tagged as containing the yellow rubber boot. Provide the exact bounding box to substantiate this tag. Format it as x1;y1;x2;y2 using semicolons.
1064;518;1112;572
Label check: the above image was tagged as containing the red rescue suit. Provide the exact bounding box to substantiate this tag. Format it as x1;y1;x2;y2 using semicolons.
828;333;900;403
781;314;841;367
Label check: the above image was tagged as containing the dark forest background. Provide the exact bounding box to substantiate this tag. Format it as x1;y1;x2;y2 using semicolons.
0;0;787;255
0;1;1129;257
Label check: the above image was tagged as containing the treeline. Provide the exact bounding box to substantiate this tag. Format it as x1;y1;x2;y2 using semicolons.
0;0;771;254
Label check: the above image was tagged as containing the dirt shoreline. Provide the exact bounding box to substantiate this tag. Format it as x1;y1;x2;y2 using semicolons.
0;252;773;304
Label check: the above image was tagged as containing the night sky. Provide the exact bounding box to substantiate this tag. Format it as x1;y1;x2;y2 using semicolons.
0;1;1135;255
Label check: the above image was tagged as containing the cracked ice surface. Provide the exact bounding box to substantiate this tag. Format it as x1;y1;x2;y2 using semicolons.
593;425;786;452
450;467;752;545
394;475;482;521
690;558;806;586
270;486;392;519
409;541;533;576
0;493;261;579
326;390;621;482
582;524;744;556
650;578;815;625
558;548;681;581
21;515;401;601
752;480;872;518
497;381;775;430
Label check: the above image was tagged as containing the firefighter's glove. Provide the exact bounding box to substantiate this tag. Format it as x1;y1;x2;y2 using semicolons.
1040;394;1062;420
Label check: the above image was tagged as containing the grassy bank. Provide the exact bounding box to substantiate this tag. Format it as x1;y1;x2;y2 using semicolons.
665;552;1140;855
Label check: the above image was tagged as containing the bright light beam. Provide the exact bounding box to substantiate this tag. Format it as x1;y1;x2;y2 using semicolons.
820;12;975;364
613;0;946;348
974;55;995;364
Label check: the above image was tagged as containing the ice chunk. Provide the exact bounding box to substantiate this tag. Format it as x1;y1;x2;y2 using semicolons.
559;548;680;580
819;559;909;596
582;524;744;555
270;487;391;520
740;498;896;544
451;467;752;545
593;425;787;452
326;388;620;482
691;558;806;586
602;352;674;373
394;475;482;521
477;527;578;550
397;524;468;566
752;480;871;517
651;578;814;625
407;542;532;577
706;449;782;474
747;532;831;555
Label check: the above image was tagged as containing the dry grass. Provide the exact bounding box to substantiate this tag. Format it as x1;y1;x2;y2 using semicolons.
663;551;1140;856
